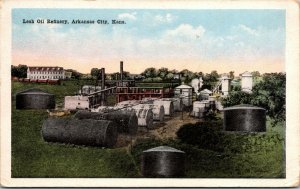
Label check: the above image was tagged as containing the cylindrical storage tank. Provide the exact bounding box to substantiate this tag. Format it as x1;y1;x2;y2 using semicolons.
16;88;55;109
42;117;118;147
91;106;116;113
141;146;185;177
216;101;223;111
153;100;174;116
117;100;141;106
192;101;206;117
115;105;154;129
209;100;216;110
202;100;210;110
136;104;164;122
223;104;266;132
134;108;154;129
142;97;158;104
208;96;216;110
74;110;138;135
160;98;183;112
208;96;216;101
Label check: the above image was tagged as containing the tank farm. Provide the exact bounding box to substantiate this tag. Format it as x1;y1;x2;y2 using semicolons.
16;61;269;178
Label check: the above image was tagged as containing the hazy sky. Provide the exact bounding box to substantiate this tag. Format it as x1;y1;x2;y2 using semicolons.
12;9;285;74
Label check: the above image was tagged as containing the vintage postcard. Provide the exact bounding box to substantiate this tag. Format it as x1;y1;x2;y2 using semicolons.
1;0;299;187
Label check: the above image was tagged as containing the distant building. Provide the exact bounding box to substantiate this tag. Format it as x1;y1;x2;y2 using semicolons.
174;84;193;106
27;66;65;80
173;73;180;80
241;71;253;93
64;71;72;79
221;75;231;96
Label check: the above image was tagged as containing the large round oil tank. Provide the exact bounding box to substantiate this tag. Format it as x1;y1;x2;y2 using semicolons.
16;88;55;109
42;117;118;147
74;110;138;135
141;146;185;177
223;104;266;132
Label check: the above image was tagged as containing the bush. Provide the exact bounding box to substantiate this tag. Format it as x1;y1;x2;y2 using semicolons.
176;121;284;154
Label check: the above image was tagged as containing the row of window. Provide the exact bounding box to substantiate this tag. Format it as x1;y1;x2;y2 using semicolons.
30;76;63;79
30;71;63;74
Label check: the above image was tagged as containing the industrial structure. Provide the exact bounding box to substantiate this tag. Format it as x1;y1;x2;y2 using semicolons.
19;60;258;150
241;71;253;93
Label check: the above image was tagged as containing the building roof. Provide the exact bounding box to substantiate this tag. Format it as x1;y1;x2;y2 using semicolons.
200;89;212;94
28;66;63;71
175;84;192;89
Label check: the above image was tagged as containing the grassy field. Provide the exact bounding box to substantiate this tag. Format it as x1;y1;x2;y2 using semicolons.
11;80;285;178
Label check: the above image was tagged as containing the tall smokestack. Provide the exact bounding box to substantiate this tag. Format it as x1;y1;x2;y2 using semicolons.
120;61;123;87
101;68;105;106
101;68;105;89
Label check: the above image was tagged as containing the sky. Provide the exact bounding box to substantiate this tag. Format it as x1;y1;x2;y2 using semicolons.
12;9;285;74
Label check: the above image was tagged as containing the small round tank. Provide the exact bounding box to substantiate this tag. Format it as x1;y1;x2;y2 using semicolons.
192;101;206;117
141;146;185;177
16;88;55;109
223;104;266;132
153;100;174;116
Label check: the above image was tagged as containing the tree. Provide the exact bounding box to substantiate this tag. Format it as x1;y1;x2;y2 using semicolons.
251;73;286;123
229;71;235;80
210;70;219;81
180;69;195;83
251;71;261;78
157;67;169;80
11;64;28;78
166;72;174;80
122;71;130;80
90;68;100;78
65;69;82;79
222;91;253;108
202;70;220;90
141;67;157;78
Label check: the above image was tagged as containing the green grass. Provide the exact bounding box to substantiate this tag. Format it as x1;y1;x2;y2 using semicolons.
12;81;138;177
131;120;285;178
11;80;285;178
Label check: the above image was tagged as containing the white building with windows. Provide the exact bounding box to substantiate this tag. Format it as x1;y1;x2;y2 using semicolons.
27;67;65;80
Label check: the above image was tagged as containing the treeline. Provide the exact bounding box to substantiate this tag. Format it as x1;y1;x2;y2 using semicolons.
11;65;28;78
140;67;238;90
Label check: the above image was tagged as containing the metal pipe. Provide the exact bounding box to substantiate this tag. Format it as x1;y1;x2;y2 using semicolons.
101;68;105;106
120;61;123;87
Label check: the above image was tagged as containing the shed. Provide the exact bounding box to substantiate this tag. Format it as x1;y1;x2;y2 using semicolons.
174;84;193;106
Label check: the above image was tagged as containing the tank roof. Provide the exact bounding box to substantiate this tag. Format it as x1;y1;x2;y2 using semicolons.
17;88;53;95
223;104;265;110
200;89;212;94
241;71;252;77
143;146;185;153
175;84;192;89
